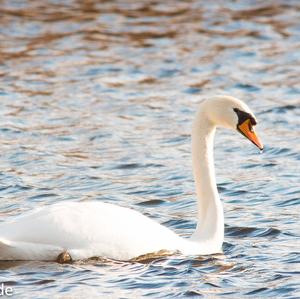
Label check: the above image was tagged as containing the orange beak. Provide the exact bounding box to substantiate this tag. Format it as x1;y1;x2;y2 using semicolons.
237;119;264;150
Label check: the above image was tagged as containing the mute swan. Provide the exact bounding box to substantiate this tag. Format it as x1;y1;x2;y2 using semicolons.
0;95;263;262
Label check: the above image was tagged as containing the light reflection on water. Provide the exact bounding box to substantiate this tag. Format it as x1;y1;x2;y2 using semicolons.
0;0;299;298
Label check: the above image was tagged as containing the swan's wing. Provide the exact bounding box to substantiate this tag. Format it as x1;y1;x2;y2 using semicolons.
0;202;183;261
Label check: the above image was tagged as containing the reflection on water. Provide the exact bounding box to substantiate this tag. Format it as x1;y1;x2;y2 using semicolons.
0;0;299;298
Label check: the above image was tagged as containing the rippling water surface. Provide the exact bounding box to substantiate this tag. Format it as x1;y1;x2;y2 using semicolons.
0;0;299;298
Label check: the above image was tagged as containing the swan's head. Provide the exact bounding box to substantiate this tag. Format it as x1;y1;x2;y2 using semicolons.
202;95;263;150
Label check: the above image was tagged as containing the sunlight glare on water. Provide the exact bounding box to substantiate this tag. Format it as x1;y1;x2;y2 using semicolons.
0;0;299;298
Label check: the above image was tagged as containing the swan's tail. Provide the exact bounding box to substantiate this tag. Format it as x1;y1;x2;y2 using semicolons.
0;238;15;260
0;238;13;249
0;238;62;261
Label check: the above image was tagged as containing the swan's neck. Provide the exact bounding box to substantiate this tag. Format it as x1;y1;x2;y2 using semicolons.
190;108;224;248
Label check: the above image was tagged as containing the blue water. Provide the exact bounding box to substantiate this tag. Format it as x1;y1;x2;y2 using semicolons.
0;0;299;298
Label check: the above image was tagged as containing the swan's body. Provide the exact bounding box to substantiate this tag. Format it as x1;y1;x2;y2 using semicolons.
0;202;210;261
0;96;263;261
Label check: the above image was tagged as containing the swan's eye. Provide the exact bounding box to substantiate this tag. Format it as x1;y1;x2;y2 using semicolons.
233;108;257;126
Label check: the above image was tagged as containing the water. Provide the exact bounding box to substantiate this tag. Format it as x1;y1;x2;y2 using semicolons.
0;0;299;298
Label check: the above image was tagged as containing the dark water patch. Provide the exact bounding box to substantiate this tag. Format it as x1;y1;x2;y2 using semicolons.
0;184;12;192
276;197;299;207
113;162;163;170
217;185;227;193
257;227;281;237
241;163;260;169
226;226;256;237
261;286;299;298
277;271;300;276
127;188;175;197
114;163;142;170
163;218;191;230
282;231;300;238
262;162;277;167
164;174;187;181
158;68;180;78
226;226;280;238
284;187;300;196
85;67;122;77
245;287;268;295
225;189;247;197
32;279;56;285
53;135;76;142
89;132;112;141
136;199;166;207
184;87;201;94
181;290;204;297
28;193;58;202
265;146;292;156
147;163;165;168
0;184;32;195
0;280;18;287
282;252;300;264
0;127;23;135
234;83;260;92
262;104;299;114
222;242;235;254
162;135;188;145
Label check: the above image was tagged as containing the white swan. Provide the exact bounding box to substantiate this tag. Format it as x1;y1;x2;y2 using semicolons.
0;95;263;261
